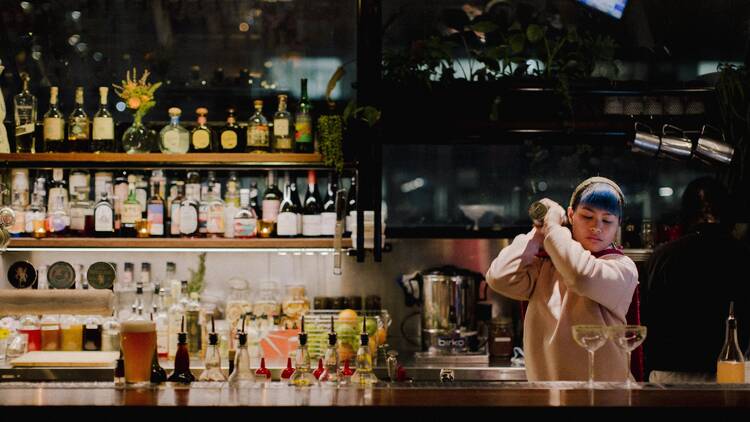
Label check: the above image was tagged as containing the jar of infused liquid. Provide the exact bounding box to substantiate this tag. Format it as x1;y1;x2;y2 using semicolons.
60;315;83;351
40;315;61;350
18;315;41;351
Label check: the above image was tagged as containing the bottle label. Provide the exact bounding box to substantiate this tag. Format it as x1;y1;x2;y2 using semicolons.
180;205;198;234
273;119;289;137
16;123;34;136
43;118;64;140
302;214;322;236
295;117;312;144
262;199;280;222
121;203;141;224
223;207;237;238
198;205;208;234
248;125;269;147
221;131;238;149
170;203;181;235
69;173;88;195
277;212;299;236
70;118;89;138
136;190;147;213
321;212;337;236
207;204;224;234
70;208;86;231
163;131;181;151
147;204;164;235
92;117;114;140
234;217;257;237
192;130;210;149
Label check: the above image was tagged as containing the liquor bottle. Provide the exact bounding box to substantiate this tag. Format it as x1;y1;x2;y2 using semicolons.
277;173;300;237
13;72;37;153
273;94;294;152
154;288;169;358
294;78;314;153
717;301;745;384
69;169;90;199
43;86;66;152
69;187;94;236
8;190;27;237
167;317;195;384
259;171;282;237
345;176;356;236
120;175;140;237
113;171;128;232
322;316;340;383
206;170;221;198
135;175;148;215
302;170;322;237
289;316;317;386
321;174;338;236
219;108;244;152
159;107;190;154
150;170;167;202
206;184;225;238
185;292;202;355
26;178;47;238
228;316;255;385
46;195;69;236
47;168;69;216
93;186;115;237
355;317;378;385
249;181;262;219
179;180;200;238
225;171;241;207
92;87;115;152
169;181;185;236
168;280;189;359
233;188;258;239
198;185;209;236
67;87;90;152
190;107;214;152
291;177;304;234
247;100;269;153
147;181;165;237
200;317;226;381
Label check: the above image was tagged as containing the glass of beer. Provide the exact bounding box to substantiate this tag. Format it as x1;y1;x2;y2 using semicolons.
120;319;156;386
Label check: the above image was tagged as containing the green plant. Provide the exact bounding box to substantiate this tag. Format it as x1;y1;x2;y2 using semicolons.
318;114;344;173
187;252;206;294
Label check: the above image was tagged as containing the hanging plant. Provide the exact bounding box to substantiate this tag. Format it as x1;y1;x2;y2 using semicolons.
188;252;206;294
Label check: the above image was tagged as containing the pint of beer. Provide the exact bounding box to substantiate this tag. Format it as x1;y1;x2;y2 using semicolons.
120;320;156;384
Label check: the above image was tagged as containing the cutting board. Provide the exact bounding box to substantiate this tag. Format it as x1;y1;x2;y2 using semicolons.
10;351;119;367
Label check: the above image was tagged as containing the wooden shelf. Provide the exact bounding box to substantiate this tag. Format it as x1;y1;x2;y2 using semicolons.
7;237;352;250
0;152;329;169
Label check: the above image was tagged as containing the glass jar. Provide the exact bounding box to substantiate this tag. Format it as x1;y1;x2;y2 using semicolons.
18;315;41;351
226;277;253;350
60;314;83;351
40;315;60;351
253;281;280;318
101;315;121;352
282;285;310;320
82;316;103;351
489;318;513;359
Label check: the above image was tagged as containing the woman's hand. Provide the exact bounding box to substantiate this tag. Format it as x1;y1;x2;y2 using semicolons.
538;198;566;236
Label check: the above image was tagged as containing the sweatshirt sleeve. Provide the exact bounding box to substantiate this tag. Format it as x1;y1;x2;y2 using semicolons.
485;229;543;301
543;225;638;319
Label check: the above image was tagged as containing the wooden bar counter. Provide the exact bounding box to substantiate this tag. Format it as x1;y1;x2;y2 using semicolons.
2;382;750;417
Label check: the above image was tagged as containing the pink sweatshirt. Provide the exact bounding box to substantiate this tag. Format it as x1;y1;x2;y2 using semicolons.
486;226;639;381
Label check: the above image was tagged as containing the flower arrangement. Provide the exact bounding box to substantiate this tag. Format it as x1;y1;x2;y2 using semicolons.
112;67;162;125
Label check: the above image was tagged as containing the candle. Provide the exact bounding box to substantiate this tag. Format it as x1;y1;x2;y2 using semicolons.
136;219;150;238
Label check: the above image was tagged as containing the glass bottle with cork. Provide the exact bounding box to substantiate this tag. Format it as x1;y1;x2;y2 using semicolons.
273;94;294;152
67;86;90;152
219;108;244;152
43;86;65;152
92;86;115;152
13;72;37;153
159;107;190;154
247;100;269;153
190;107;214;152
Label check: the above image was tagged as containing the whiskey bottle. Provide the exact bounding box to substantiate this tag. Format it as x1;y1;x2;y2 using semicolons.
190;107;214;152
91;87;115;152
13;72;37;153
67;87;90;152
43;86;66;152
273;94;293;152
247;100;269;153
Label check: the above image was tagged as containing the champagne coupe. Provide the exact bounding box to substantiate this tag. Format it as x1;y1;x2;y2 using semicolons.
572;325;608;387
607;325;647;389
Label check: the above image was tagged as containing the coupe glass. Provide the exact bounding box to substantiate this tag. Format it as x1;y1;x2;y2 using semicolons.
571;325;608;387
607;325;647;388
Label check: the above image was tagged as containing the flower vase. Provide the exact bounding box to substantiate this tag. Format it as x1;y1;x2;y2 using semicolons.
122;115;152;153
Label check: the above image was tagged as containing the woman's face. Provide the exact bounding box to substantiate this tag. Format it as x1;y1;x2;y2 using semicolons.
567;205;619;252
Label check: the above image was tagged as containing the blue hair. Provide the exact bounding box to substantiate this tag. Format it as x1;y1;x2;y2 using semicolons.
575;184;622;219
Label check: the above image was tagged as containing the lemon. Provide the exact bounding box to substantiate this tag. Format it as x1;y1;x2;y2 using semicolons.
338;309;358;325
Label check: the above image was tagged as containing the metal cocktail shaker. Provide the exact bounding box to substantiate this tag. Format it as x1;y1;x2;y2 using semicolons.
528;201;548;226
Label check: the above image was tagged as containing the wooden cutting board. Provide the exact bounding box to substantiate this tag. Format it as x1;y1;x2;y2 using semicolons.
10;351;119;367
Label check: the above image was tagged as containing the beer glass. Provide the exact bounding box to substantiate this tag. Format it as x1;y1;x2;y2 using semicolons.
120;319;156;386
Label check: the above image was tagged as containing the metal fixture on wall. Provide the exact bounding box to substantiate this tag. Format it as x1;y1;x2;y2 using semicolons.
630;121;735;166
694;124;735;165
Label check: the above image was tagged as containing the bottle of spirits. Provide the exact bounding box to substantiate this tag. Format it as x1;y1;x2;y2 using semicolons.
169;181;185;237
120;175;140;237
67;87;90;152
47;168;69;215
190;107;214;152
167;316;195;384
289;316;317;386
345;176;357;236
185;292;202;355
273;94;293;152
225;171;241;207
159;107;190;154
8;191;27;237
13;72;37;153
168;280;189;359
200;317;226;381
233;188;258;239
26;179;47;238
247;100;269;153
92;87;115;152
147;181;165;237
355;317;378;385
249;181;262;220
277;173;300;237
302;170;322;237
179;185;200;238
43;86;66;152
150;170;167;203
718;301;745;384
228;316;255;385
135;175;148;216
46;195;69;236
197;185;210;237
154;288;169;359
69;187;94;236
205;185;225;238
94;186;115;237
219;108;244;152
321;174;338;236
291;177;304;234
113;171;129;232
259;171;282;237
294;78;314;153
322;316;340;383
